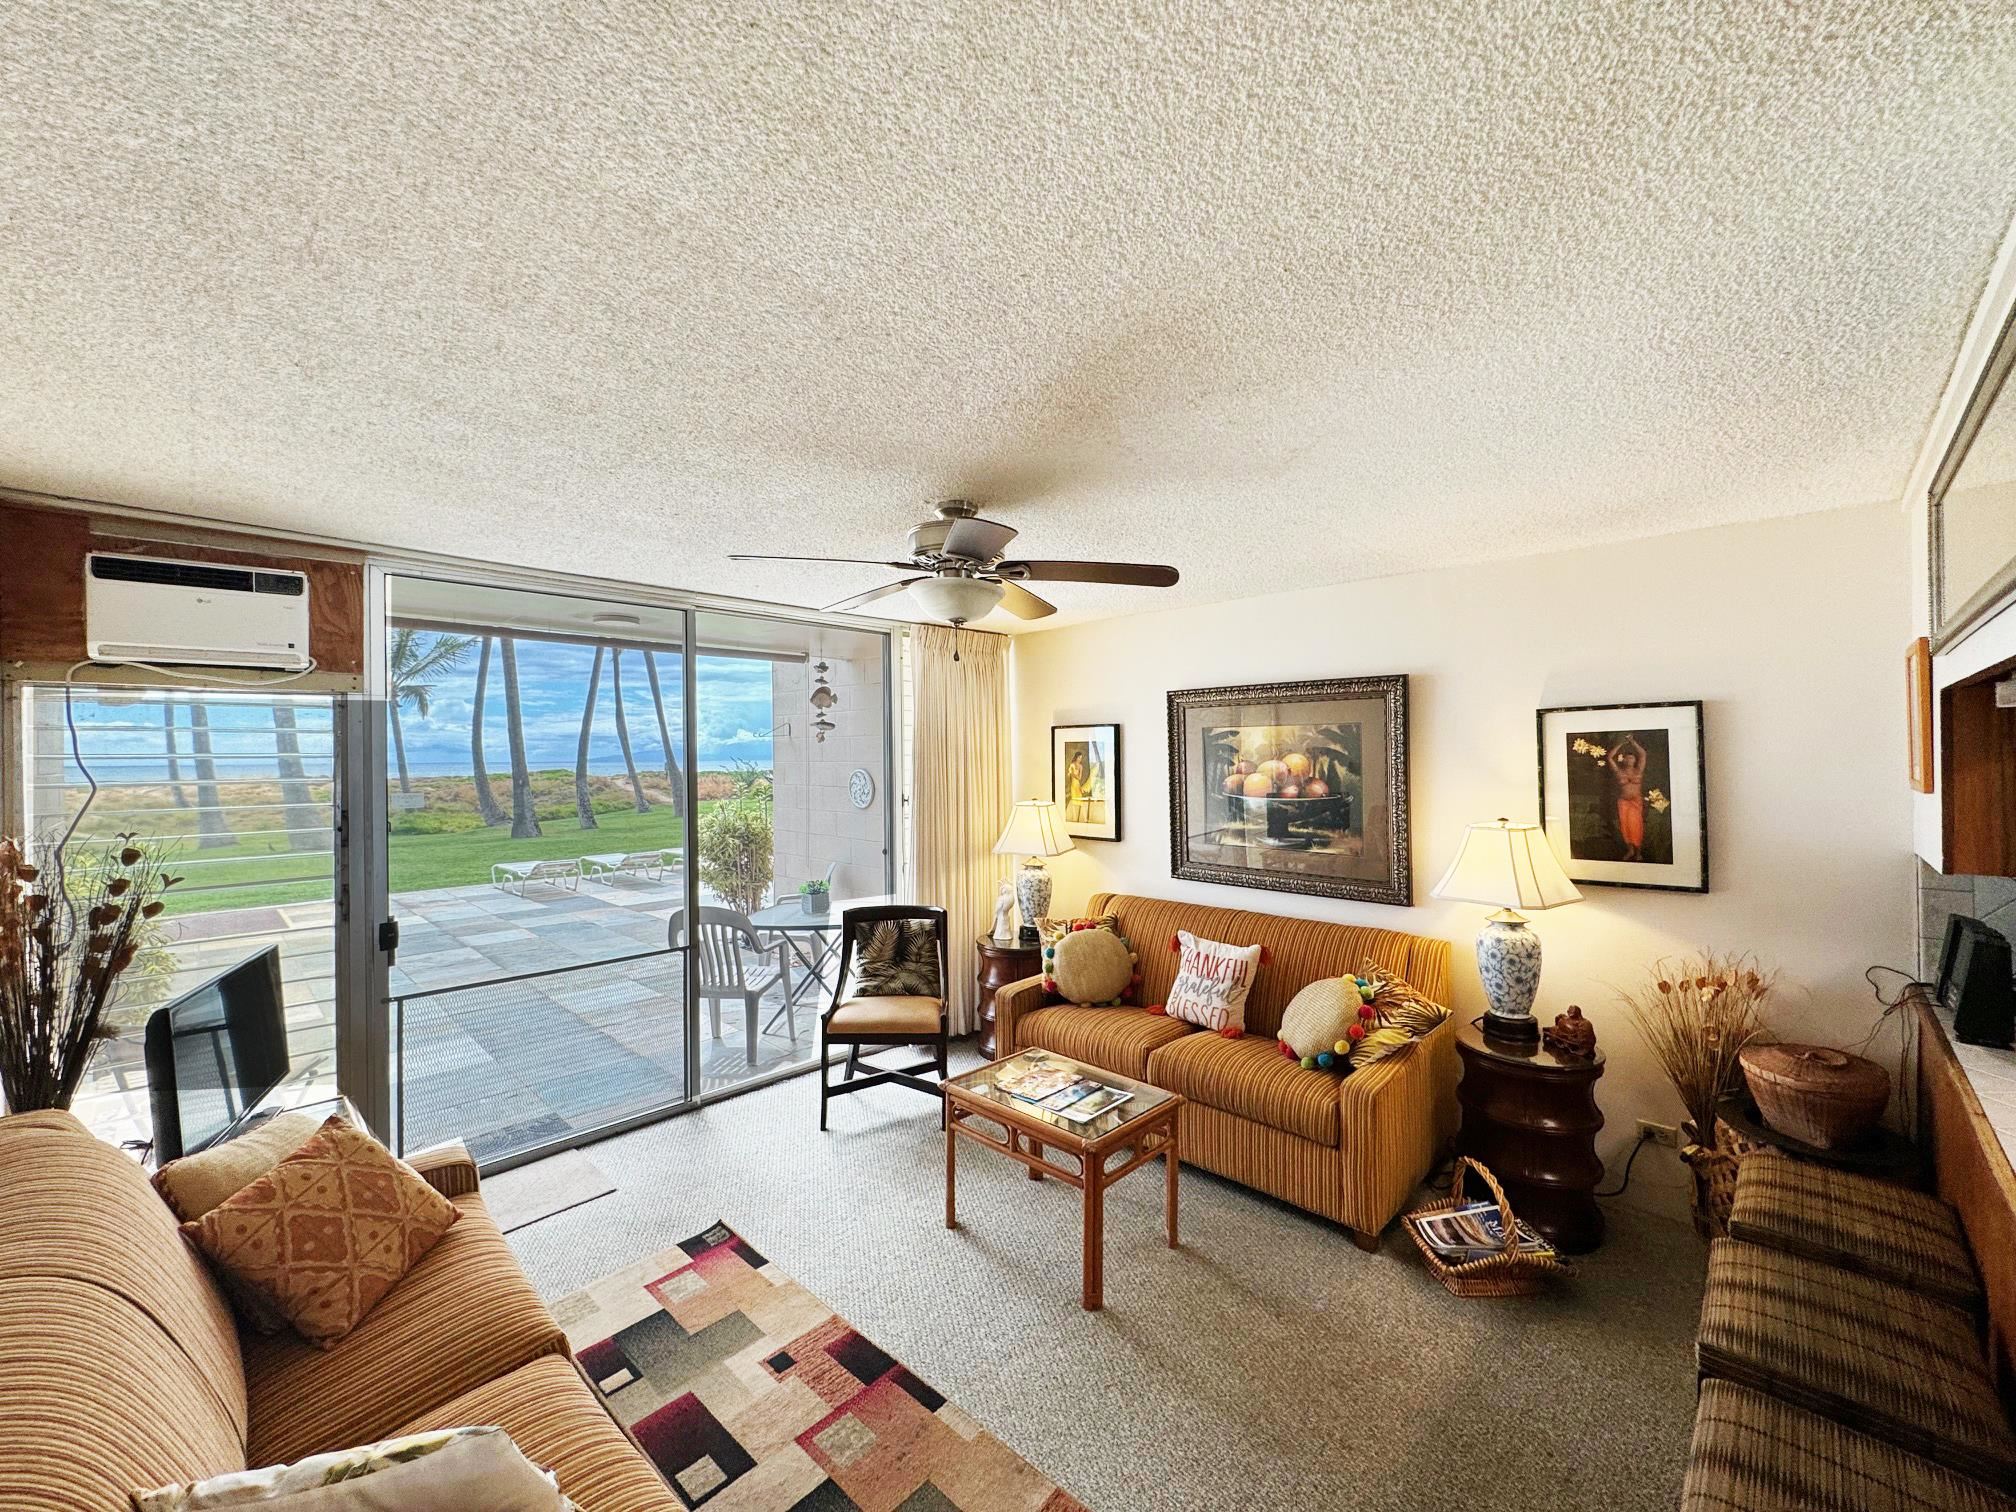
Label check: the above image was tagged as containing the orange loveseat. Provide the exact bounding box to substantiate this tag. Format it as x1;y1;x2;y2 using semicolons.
0;1109;677;1512
995;892;1459;1246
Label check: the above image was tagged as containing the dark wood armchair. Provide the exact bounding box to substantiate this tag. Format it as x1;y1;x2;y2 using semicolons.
819;904;950;1130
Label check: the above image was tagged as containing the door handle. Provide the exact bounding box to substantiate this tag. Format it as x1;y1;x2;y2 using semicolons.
377;918;400;964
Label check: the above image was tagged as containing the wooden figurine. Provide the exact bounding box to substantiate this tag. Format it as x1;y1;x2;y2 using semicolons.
1544;1004;1598;1059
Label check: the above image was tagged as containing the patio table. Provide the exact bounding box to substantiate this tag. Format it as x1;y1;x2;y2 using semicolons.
747;894;897;1013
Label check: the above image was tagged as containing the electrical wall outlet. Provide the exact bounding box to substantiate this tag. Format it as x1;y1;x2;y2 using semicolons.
1636;1119;1680;1148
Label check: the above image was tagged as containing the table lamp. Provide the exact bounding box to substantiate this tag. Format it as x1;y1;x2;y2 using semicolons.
1430;818;1582;1041
992;800;1074;943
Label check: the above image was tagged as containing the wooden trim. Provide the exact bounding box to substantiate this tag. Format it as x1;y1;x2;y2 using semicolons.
1915;991;2016;1389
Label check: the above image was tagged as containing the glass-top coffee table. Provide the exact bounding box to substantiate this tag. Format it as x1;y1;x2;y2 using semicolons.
943;1049;1183;1311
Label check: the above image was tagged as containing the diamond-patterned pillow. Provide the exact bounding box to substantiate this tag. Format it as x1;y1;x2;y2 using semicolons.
182;1115;459;1349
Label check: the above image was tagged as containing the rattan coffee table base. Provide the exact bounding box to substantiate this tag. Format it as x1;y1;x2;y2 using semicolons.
944;1064;1182;1311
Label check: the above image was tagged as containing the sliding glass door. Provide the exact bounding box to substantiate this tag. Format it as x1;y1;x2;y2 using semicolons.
369;580;896;1168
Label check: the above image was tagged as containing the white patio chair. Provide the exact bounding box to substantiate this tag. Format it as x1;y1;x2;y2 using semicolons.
489;858;582;895
580;847;680;883
668;906;795;1065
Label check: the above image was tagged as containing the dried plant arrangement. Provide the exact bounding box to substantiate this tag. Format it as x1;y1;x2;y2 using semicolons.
1618;951;1778;1138
0;834;179;1114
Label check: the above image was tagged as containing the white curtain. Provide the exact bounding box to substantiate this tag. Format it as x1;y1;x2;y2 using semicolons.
910;623;1012;1035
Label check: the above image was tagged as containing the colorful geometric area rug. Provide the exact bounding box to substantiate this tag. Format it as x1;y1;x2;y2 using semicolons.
552;1221;1089;1512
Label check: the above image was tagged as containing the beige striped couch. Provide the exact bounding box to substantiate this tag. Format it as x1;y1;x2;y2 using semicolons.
996;892;1459;1246
0;1108;677;1512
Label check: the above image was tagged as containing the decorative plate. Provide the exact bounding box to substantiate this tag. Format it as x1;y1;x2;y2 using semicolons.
849;768;875;809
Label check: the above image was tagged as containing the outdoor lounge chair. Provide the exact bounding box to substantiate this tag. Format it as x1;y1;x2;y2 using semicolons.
489;858;582;895
580;847;681;884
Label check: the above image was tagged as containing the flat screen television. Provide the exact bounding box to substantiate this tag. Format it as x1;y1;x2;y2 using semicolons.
144;944;290;1162
1937;914;2016;1050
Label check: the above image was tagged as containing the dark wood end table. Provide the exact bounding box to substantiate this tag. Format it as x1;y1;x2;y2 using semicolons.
973;934;1042;1058
1455;1017;1607;1253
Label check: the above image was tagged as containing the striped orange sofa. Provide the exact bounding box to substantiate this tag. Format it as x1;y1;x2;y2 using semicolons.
0;1108;677;1512
996;892;1459;1247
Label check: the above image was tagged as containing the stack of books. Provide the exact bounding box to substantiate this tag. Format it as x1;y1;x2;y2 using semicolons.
994;1062;1135;1124
1411;1199;1557;1264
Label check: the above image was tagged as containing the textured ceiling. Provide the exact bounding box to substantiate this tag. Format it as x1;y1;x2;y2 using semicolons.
4;3;2016;631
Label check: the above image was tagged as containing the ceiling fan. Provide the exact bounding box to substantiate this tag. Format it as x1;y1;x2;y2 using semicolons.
730;500;1180;626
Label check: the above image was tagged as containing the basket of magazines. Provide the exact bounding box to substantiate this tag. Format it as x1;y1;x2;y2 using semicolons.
1403;1157;1568;1297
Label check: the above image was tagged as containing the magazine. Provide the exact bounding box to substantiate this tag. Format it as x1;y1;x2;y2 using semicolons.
1052;1086;1134;1123
1413;1200;1555;1262
995;1062;1079;1104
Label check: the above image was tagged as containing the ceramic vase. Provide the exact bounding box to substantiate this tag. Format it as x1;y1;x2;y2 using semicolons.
1477;911;1541;1027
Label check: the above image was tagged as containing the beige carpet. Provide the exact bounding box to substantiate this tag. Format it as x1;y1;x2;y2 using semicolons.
506;1045;1706;1511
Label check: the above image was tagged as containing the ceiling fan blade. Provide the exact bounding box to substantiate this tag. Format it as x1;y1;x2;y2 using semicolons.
823;577;926;614
996;559;1180;587
941;516;1019;563
994;580;1058;620
732;554;919;569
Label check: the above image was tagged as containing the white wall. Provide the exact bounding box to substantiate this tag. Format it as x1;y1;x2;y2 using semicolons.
1011;501;1913;1218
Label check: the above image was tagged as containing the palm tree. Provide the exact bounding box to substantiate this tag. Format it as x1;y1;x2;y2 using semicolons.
499;637;540;839
574;646;604;830
609;650;651;814
388;628;475;794
470;636;504;826
161;699;188;809
644;651;685;818
271;701;321;853
186;702;233;850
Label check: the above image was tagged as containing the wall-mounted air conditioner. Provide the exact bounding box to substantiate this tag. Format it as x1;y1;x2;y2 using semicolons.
85;552;312;670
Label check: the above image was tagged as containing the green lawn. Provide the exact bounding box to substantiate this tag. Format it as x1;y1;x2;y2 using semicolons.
143;802;706;918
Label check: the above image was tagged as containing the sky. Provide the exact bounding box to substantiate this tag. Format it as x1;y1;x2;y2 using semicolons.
33;638;779;785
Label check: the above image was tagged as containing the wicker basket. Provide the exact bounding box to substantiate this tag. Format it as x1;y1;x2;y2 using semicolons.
1404;1157;1568;1298
1738;1043;1890;1150
1679;1116;1769;1238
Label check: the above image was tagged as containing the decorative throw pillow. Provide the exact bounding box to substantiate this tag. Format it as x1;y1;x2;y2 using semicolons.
1044;926;1137;1006
182;1115;459;1349
1152;930;1264;1036
132;1425;574;1511
852;919;942;997
1037;913;1119;946
1346;961;1453;1069
153;1109;326;1223
1276;974;1379;1069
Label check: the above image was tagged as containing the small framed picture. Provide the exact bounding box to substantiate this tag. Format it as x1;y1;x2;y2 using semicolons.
1537;701;1707;893
1052;723;1121;841
1907;637;1933;794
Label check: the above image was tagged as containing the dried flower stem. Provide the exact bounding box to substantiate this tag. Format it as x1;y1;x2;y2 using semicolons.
1618;951;1778;1138
0;835;179;1114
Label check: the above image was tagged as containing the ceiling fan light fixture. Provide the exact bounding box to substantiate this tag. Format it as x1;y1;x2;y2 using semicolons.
910;576;1004;625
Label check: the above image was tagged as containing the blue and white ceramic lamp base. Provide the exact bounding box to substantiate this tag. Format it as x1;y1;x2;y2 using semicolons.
1476;909;1543;1039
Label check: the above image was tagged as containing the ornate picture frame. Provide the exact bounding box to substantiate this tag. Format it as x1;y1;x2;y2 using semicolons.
1537;700;1708;894
1052;723;1121;841
1167;676;1411;906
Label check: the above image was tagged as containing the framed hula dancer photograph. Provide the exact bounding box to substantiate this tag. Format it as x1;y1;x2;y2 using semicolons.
1168;675;1410;907
1053;723;1122;841
1537;701;1707;893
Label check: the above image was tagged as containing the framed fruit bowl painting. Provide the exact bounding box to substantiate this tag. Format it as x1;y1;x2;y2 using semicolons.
1168;676;1411;906
1053;723;1121;841
1537;701;1708;893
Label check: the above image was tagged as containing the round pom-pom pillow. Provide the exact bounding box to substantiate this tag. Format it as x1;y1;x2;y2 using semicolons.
1278;975;1377;1069
1045;926;1136;1006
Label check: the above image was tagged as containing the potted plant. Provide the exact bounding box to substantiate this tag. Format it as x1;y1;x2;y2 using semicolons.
696;797;774;917
799;878;831;916
1617;951;1776;1237
1;835;178;1114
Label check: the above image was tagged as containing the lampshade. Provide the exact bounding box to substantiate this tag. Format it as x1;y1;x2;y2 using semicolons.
911;576;1004;625
1430;819;1582;911
992;799;1074;859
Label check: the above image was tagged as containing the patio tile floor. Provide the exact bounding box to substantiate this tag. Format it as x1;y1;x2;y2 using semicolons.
73;872;829;1165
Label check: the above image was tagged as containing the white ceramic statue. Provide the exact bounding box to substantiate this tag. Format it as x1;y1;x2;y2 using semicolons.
991;879;1018;943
